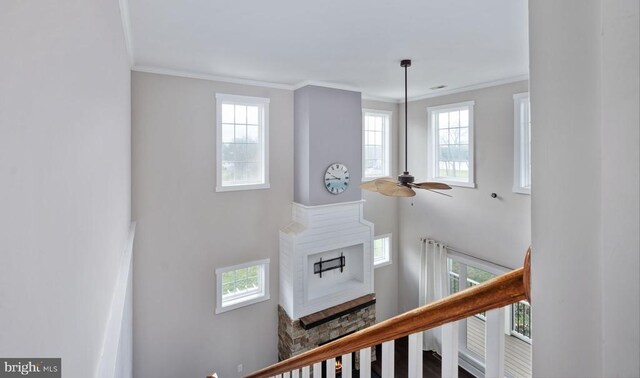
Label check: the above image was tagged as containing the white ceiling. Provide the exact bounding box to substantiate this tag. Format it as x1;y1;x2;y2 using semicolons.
126;0;528;101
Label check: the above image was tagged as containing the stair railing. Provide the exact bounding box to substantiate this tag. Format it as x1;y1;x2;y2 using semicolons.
245;248;531;378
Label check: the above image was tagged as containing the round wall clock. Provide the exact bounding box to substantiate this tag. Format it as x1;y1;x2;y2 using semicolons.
324;163;350;194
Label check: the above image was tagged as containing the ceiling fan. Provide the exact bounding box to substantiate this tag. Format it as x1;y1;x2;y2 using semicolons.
360;59;453;197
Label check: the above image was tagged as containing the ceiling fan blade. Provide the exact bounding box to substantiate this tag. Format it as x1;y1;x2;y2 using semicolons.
360;180;379;192
413;182;453;190
375;180;416;197
360;177;395;192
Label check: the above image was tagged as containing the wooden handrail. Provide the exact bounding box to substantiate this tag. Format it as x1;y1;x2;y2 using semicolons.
245;248;531;378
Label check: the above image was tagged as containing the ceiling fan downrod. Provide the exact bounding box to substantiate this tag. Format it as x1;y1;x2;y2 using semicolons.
359;59;452;198
400;59;414;186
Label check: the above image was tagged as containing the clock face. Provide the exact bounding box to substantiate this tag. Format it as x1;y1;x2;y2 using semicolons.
324;163;349;194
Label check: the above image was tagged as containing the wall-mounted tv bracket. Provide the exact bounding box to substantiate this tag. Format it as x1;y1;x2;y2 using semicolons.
313;252;345;278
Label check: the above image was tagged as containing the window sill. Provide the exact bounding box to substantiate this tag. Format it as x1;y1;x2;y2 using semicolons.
512;186;531;195
363;175;391;181
431;179;476;189
374;260;393;269
216;183;270;192
215;293;270;314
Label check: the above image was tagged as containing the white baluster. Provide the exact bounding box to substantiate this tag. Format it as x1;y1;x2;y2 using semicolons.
441;321;459;378
312;362;321;378
408;332;423;378
301;365;310;378
381;340;395;378
485;308;505;378
326;358;336;378
359;347;372;377
341;353;352;378
291;368;299;378
283;372;290;378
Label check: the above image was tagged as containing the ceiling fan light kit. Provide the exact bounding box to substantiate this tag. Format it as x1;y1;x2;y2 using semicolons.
360;59;452;197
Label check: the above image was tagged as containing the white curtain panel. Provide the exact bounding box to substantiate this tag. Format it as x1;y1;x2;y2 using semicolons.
420;240;450;352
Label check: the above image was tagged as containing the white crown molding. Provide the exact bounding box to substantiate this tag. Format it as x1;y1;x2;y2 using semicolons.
131;65;528;102
401;74;529;103
292;80;361;92
118;0;135;67
132;65;296;90
293;199;366;210
293;80;399;103
361;94;399;103
130;67;400;101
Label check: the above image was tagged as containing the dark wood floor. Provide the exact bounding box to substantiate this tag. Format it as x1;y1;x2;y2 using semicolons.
370;336;475;378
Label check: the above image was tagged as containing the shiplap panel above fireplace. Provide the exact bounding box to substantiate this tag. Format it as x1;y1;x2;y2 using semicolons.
279;200;374;319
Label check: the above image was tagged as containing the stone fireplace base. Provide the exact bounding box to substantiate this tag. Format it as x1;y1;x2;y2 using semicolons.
277;294;376;364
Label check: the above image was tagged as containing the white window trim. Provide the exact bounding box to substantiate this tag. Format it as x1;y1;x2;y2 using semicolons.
447;254;523;373
215;258;270;314
427;101;476;188
362;109;393;180
373;233;392;268
215;93;270;192
513;92;531;195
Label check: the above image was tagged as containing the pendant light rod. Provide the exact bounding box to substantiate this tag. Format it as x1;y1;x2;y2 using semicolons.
401;59;411;174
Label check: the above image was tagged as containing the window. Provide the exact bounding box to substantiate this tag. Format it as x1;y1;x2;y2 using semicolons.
215;259;270;314
447;255;532;377
513;93;531;194
362;109;391;179
373;234;392;267
216;93;269;192
427;101;475;187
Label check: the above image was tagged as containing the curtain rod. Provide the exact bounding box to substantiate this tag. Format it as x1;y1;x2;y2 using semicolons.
420;237;515;271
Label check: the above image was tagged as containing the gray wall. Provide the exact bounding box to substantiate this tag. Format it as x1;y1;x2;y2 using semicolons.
132;72;294;378
132;77;404;376
0;1;132;377
530;0;639;376
294;86;362;205
361;99;401;322
397;81;531;312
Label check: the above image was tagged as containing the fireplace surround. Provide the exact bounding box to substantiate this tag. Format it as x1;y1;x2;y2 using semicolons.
279;200;374;319
278;200;376;365
277;296;376;363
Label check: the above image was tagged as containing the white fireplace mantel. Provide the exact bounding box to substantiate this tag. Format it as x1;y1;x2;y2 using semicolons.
279;200;375;319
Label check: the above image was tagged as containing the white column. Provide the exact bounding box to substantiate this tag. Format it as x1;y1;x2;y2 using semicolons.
408;332;423;378
441;321;459;378
381;340;395;378
301;366;310;378
485;308;505;378
341;353;352;378
359;347;372;378
291;368;299;378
